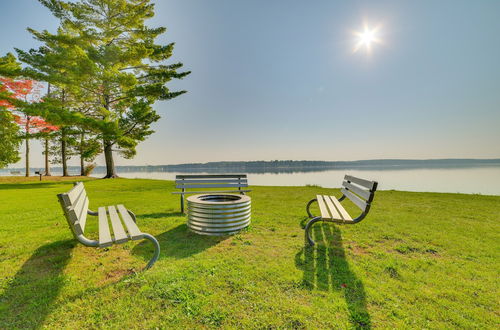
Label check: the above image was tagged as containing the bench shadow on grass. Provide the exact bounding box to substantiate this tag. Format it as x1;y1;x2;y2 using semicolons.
136;211;184;220
295;222;371;329
132;223;228;260
0;239;75;328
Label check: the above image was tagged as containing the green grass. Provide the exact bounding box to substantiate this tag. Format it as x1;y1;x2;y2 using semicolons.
0;177;499;329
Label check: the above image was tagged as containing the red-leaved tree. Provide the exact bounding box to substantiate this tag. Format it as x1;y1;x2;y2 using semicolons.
0;77;58;176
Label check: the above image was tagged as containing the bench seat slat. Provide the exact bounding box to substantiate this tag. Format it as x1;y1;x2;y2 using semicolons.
98;207;113;247
323;195;341;219
344;175;376;190
117;205;143;240
108;206;129;243
316;195;331;219
341;188;368;211
342;181;371;200
172;189;251;194
330;196;353;221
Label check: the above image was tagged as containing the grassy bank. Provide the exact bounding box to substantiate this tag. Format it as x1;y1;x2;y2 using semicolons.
0;177;498;328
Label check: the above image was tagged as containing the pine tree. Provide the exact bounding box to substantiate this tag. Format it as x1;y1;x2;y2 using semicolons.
0;54;22;169
21;0;190;178
0;111;20;169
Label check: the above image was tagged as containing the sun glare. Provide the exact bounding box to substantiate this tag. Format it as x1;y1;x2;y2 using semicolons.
353;24;382;54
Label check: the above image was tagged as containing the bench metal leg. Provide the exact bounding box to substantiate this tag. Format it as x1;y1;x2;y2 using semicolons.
306;198;317;218
180;195;185;214
304;216;323;246
142;233;160;270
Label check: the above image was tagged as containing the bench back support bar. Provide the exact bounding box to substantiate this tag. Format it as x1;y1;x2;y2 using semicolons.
174;174;251;213
341;175;378;213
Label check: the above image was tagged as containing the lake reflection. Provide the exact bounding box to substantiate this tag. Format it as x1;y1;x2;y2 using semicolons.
97;167;500;195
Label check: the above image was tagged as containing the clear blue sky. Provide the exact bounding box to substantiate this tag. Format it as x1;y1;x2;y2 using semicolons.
2;0;499;167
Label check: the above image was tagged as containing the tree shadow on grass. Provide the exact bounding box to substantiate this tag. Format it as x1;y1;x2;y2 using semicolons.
0;182;65;190
132;223;228;260
295;223;371;329
0;239;75;328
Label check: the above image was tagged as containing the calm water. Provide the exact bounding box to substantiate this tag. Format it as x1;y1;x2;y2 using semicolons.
2;166;499;195
91;167;500;195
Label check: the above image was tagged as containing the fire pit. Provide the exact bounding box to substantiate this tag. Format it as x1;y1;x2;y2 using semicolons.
186;194;251;236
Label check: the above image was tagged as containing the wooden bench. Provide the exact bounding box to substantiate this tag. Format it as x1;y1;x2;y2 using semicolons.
57;182;160;269
173;174;251;213
304;175;378;246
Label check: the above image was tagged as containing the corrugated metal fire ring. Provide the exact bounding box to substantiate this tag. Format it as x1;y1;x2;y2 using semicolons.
186;194;251;236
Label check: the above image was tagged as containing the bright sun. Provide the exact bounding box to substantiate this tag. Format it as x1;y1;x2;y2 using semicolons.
353;24;382;54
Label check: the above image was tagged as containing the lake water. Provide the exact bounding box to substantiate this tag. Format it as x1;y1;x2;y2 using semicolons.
89;167;500;196
2;166;499;195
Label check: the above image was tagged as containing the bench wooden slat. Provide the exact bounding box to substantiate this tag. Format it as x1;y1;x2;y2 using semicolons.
330;196;353;221
344;175;376;190
341;188;368;211
67;182;85;204
175;183;248;189
59;193;84;236
172;189;251;195
77;196;89;232
117;204;143;240
176;179;248;184
72;188;87;214
323;195;341;219
98;207;113;247
176;174;247;179
342;181;371;200
316;195;331;219
107;206;128;243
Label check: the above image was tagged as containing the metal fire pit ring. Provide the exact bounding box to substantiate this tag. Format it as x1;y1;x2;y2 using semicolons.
186;194;251;236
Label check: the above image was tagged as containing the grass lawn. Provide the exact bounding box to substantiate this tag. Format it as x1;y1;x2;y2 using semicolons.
0;177;498;328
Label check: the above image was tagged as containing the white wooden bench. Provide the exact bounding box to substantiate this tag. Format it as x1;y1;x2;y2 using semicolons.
172;174;251;213
304;175;378;246
57;182;160;269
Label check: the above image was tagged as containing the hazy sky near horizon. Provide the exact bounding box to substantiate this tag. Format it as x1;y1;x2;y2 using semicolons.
2;0;499;168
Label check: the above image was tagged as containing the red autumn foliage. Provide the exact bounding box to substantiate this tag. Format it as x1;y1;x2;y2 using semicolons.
0;77;58;134
13;114;59;134
0;77;36;107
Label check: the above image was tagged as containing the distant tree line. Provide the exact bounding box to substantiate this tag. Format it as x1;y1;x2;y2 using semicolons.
18;158;494;175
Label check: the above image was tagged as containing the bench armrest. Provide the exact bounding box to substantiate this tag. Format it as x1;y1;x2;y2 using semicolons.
88;209;98;216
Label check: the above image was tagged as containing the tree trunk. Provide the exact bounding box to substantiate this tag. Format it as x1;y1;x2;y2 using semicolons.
45;84;52;176
25;137;30;177
61;127;68;176
102;95;117;178
80;132;85;176
60;89;69;177
44;138;51;176
103;140;118;178
25;118;30;177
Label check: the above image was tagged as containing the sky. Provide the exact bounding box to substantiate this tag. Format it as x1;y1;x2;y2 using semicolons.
1;0;499;168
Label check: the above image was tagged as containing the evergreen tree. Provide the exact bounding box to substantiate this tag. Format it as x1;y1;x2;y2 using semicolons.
0;111;20;169
0;54;22;169
21;0;190;178
75;130;101;176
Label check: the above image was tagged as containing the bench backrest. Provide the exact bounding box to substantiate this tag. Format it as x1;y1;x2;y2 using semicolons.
340;175;378;213
57;182;89;237
175;174;248;192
